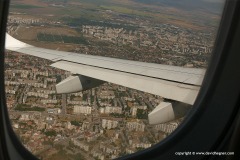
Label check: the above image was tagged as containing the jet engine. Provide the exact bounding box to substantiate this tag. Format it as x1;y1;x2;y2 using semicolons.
56;75;104;94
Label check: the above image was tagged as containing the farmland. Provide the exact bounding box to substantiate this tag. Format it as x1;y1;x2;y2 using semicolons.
37;33;88;45
10;4;42;9
9;0;223;31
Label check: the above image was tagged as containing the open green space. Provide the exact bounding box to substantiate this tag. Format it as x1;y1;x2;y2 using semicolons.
10;4;42;9
37;33;88;45
15;104;46;112
62;17;138;31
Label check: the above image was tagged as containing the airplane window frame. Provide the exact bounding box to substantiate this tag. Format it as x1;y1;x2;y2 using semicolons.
0;0;240;160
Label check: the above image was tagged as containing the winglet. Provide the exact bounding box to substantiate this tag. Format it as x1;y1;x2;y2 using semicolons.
5;33;32;50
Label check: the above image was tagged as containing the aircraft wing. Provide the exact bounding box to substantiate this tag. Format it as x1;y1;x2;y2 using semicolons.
5;33;205;105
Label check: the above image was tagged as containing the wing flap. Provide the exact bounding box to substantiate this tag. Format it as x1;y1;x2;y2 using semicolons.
5;34;205;86
6;33;204;104
51;61;200;105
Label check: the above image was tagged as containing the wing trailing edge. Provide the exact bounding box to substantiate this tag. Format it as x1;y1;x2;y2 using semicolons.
5;33;204;105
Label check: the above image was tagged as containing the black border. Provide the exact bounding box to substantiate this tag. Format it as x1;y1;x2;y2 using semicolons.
119;0;240;159
0;0;240;160
0;0;39;159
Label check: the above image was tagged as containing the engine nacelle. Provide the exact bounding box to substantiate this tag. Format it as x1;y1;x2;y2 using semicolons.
56;75;104;94
148;101;191;124
148;102;175;124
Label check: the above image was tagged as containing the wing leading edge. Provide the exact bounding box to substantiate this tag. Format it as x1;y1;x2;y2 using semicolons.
5;33;205;105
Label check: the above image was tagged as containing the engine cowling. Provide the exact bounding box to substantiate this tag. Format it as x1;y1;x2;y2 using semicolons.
56;75;104;94
148;102;175;124
148;101;191;124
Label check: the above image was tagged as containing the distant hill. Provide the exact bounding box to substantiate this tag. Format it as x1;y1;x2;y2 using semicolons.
132;0;225;14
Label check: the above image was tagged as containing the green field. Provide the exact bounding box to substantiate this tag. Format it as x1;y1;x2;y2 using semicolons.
37;33;88;45
10;4;42;9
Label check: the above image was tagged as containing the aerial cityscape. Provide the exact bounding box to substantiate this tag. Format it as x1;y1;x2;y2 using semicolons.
5;0;224;159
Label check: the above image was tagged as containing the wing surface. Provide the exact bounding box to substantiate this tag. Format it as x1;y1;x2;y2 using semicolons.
5;33;205;105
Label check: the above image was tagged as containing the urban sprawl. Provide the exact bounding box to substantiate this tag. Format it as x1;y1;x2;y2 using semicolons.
5;9;215;160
